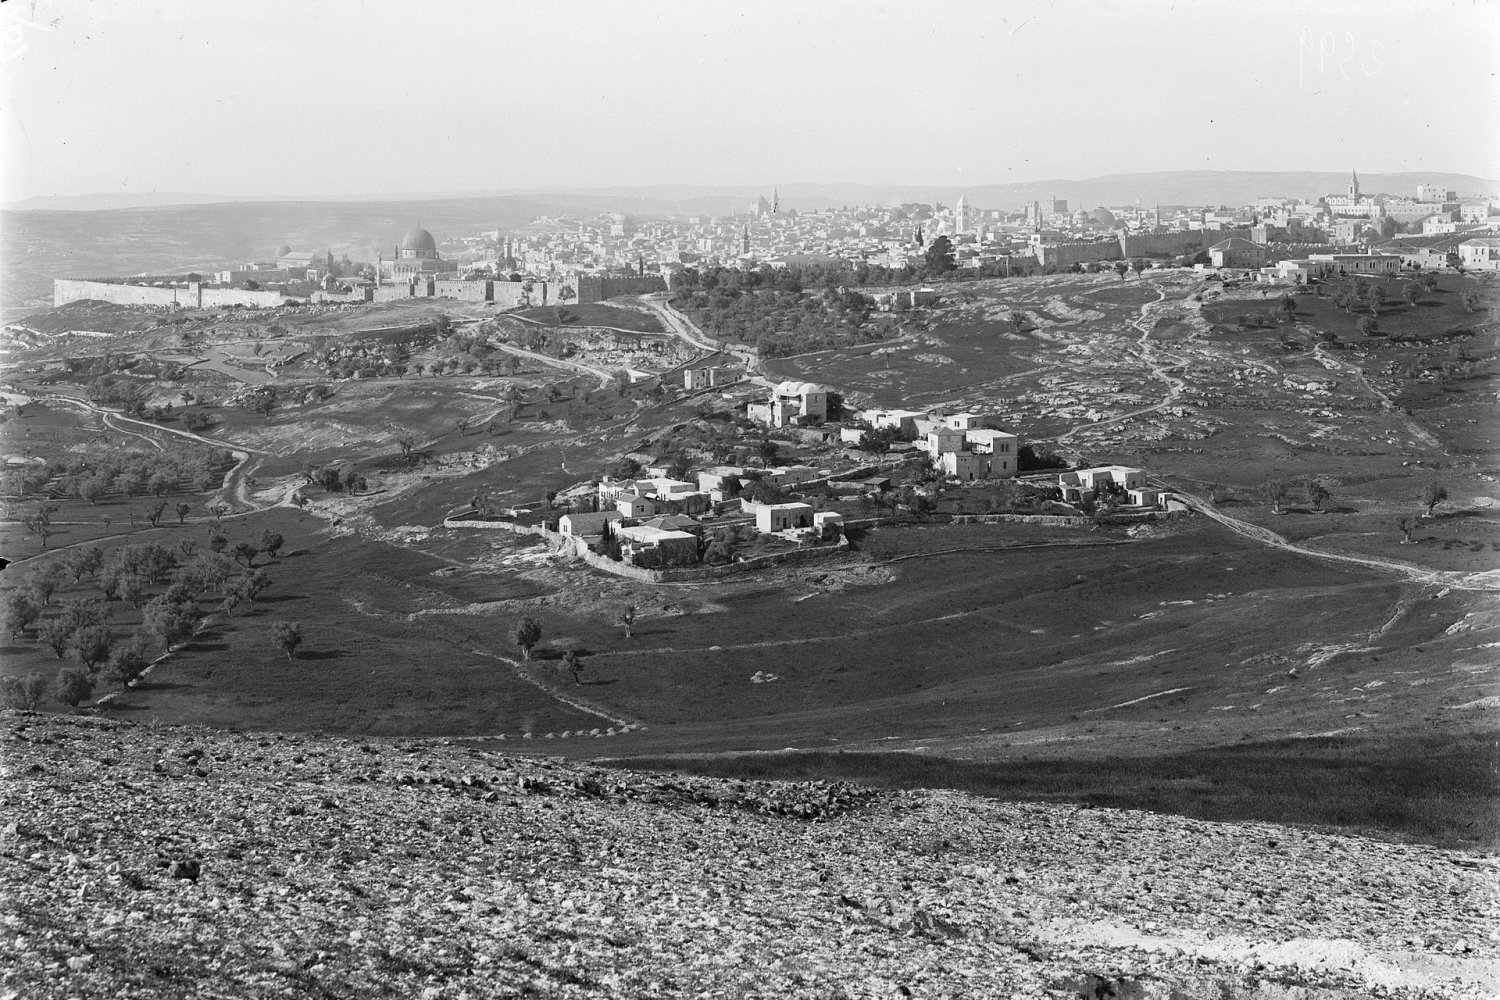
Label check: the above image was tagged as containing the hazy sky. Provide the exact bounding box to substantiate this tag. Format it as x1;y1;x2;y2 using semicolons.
2;0;1497;201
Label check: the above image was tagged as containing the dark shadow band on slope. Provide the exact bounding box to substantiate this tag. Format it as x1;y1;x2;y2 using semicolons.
600;732;1500;851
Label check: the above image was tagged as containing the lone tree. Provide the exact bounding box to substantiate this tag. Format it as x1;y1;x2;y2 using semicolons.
258;531;284;558
1396;517;1416;544
924;235;956;274
271;620;303;661
106;639;149;689
563;649;583;685
1421;482;1448;518
1303;479;1331;511
1262;478;1289;515
514;617;542;661
619;605;636;639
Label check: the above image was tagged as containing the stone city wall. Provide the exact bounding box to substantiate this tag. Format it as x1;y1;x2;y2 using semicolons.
54;279;285;310
1033;241;1123;268
1119;229;1250;258
570;274;667;304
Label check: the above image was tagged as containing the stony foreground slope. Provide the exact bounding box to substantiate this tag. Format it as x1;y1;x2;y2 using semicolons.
1;714;1495;1000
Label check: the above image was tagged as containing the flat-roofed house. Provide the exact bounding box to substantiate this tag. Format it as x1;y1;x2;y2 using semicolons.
616;524;700;567
755;502;815;534
925;426;966;456
615;494;659;518
1058;465;1147;501
939;451;991;481
964;429;1019;478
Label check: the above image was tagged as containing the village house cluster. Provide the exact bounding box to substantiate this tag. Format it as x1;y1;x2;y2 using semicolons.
520;368;1180;574
550;457;846;570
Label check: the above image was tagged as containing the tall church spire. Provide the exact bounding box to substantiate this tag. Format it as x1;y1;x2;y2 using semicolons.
1349;169;1360;201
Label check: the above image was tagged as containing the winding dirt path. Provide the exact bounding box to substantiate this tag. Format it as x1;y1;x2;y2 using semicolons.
470;649;638;729
635;292;722;355
1164;486;1499;592
1055;279;1185;445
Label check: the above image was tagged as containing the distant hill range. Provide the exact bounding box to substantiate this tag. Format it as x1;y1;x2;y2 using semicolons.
9;170;1498;215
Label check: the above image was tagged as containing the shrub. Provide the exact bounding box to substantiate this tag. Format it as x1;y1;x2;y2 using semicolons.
55;668;94;707
1;674;49;710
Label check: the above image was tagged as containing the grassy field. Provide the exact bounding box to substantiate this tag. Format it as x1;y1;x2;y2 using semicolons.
1203;273;1492;345
603;730;1499;850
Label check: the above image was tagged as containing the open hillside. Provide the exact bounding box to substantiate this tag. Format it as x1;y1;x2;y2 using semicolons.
3;712;1497;999
1;266;1495;876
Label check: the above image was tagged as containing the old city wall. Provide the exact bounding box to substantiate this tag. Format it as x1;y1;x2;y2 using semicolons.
198;286;288;308
434;279;492;302
1034;242;1123;268
490;282;555;307
1119;229;1252;258
54;279;189;309
55;278;285;310
569;274;667;305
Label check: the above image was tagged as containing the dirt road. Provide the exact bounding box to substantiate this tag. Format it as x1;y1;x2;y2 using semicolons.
1056;279;1186;446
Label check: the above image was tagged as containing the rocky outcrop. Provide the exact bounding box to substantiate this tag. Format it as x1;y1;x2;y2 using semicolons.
2;713;1494;999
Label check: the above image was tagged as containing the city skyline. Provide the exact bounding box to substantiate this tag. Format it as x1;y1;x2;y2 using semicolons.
2;0;1497;205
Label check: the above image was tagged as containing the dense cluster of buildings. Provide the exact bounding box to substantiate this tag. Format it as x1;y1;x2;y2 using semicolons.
51;173;1499;311
446;172;1499;284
